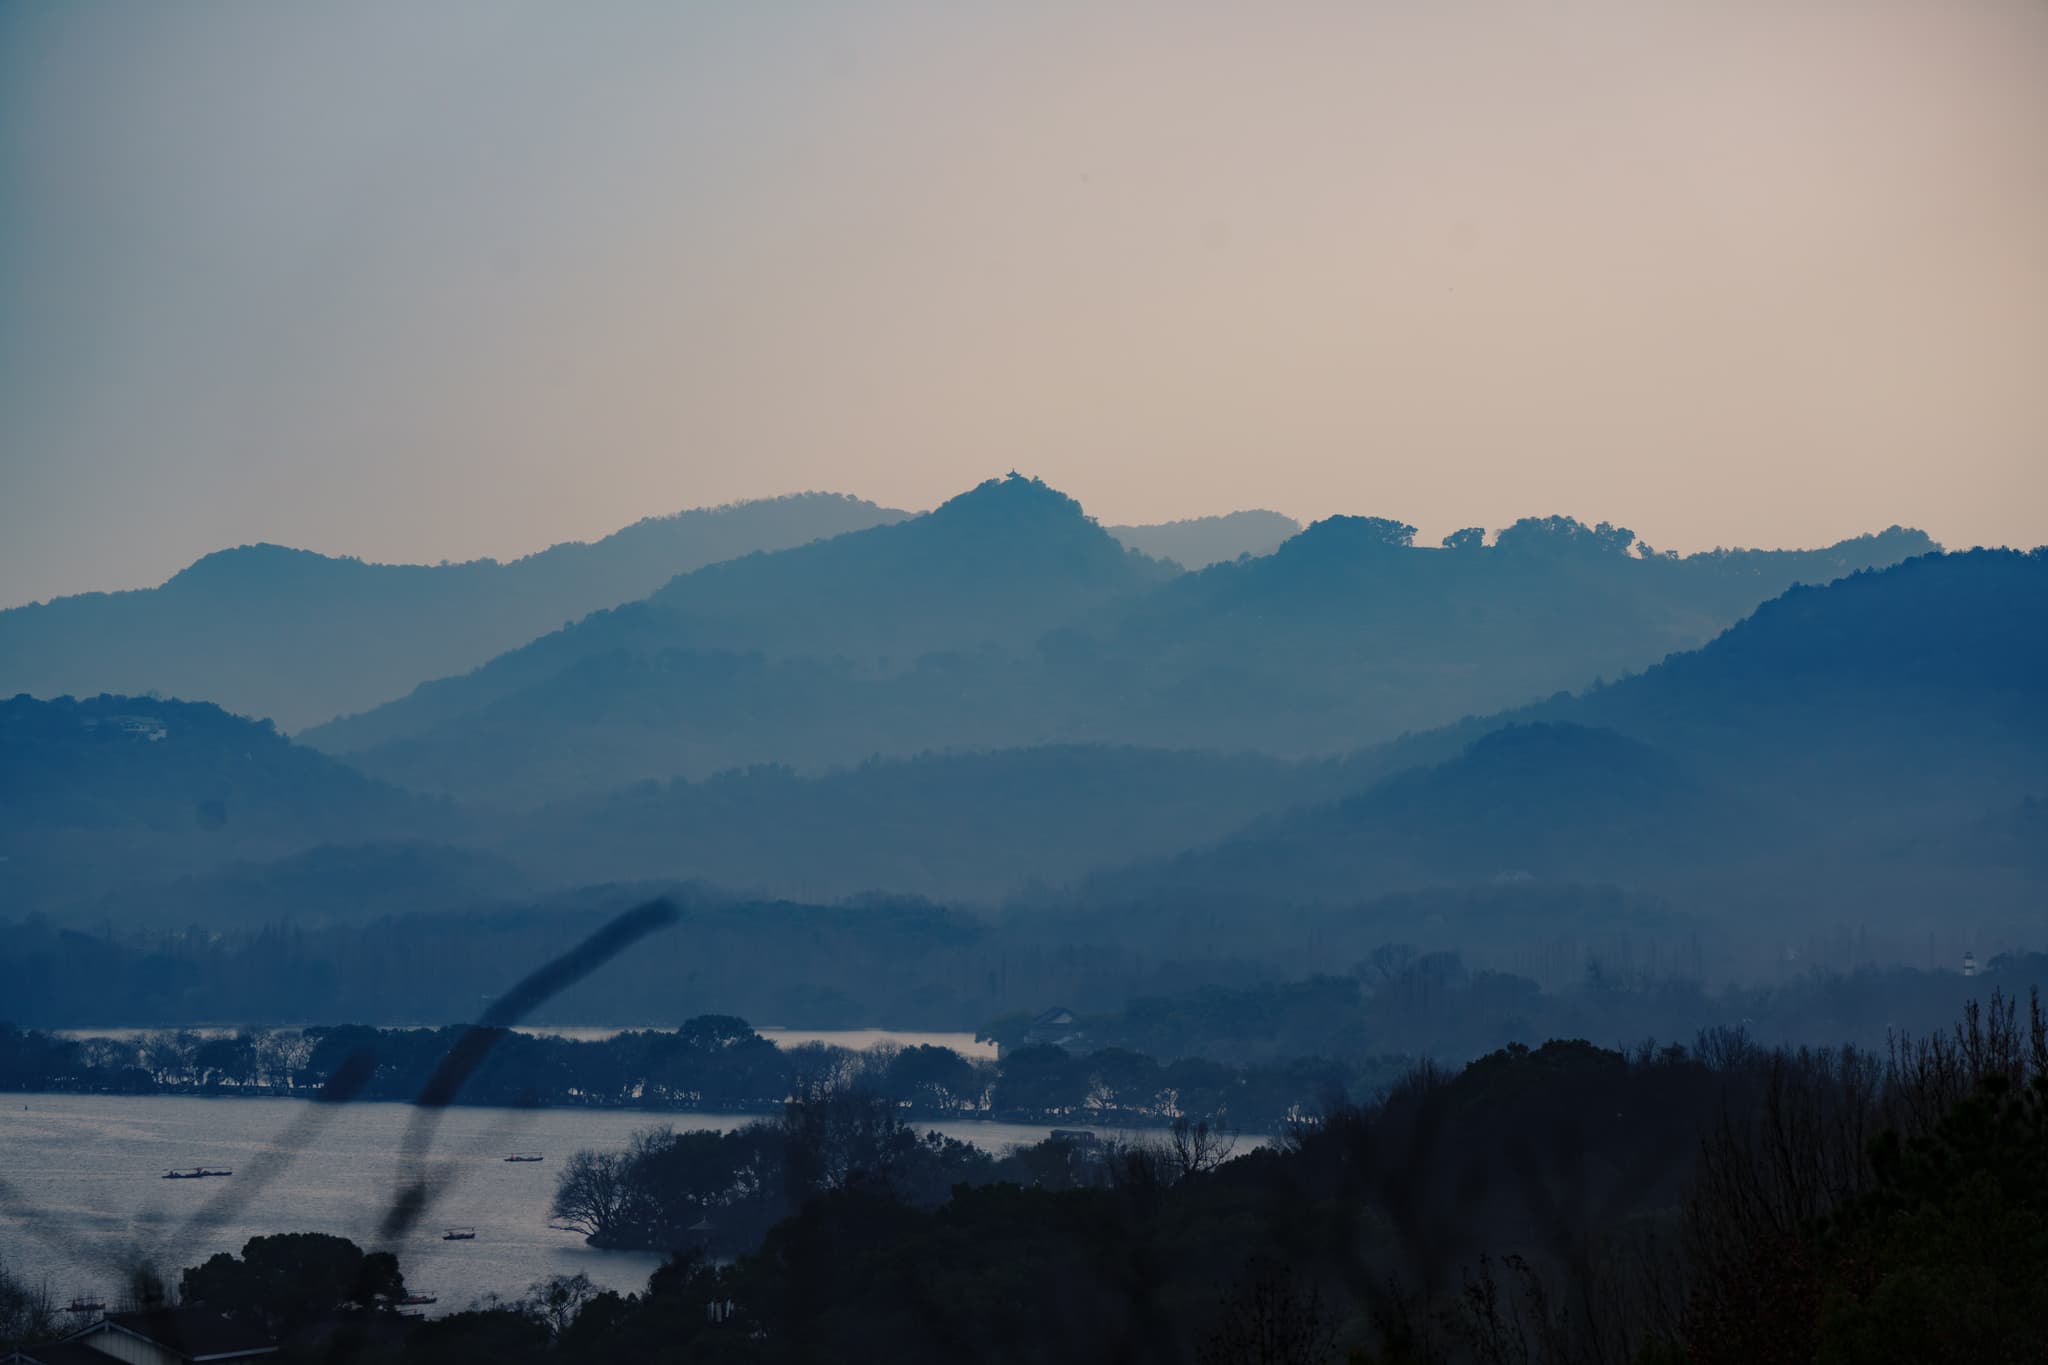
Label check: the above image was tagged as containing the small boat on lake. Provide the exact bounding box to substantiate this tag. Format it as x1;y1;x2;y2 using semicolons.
162;1167;231;1179
442;1227;476;1241
504;1152;543;1162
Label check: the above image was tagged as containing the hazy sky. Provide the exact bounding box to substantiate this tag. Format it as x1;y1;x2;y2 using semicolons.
3;0;2044;606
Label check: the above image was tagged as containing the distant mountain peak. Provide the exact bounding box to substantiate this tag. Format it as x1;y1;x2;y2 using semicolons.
929;473;1098;528
1107;510;1303;569
1284;515;1420;553
871;473;1175;581
1453;721;1679;781
170;542;332;576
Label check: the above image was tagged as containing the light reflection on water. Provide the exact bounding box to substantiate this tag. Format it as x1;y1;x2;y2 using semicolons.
0;1092;1208;1317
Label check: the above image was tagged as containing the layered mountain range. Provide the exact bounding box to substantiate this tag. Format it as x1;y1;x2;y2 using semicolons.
5;473;2037;954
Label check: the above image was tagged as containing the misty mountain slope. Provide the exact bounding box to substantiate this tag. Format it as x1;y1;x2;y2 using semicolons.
0;493;905;731
304;476;1184;774
307;506;1939;801
1066;517;1942;754
1563;547;2048;800
1106;509;1303;568
297;600;704;757
1093;547;2047;911
497;744;1382;903
67;840;532;929
323;648;1057;798
0;693;446;911
303;474;1177;765
1090;722;1739;903
644;473;1180;661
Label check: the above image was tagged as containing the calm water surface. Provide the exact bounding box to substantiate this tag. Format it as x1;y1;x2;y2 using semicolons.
0;1093;1145;1316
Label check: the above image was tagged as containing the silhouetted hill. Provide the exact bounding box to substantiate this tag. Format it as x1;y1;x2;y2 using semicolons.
0;693;443;910
1070;518;1943;753
0;493;905;731
1106;510;1302;568
1565;548;2047;803
305;474;1177;767
294;600;705;759
644;474;1178;660
313;648;1043;796
302;491;1940;800
1095;549;2047;922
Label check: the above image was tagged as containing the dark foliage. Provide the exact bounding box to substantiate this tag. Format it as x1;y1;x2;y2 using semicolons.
166;995;2046;1364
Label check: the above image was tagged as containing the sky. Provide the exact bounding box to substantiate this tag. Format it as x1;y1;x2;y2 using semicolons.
2;0;2044;607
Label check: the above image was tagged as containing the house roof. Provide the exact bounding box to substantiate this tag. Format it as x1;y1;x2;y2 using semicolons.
5;1343;117;1365
80;1308;276;1361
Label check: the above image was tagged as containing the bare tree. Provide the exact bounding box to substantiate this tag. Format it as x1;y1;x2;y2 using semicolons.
523;1272;597;1338
0;1256;58;1343
1167;1115;1238;1180
551;1149;637;1242
1200;1270;1336;1365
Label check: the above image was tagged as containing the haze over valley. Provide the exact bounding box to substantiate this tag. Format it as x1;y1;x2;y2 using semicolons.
4;3;2045;1359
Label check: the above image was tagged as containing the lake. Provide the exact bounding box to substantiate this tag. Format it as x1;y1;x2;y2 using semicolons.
0;1093;1159;1317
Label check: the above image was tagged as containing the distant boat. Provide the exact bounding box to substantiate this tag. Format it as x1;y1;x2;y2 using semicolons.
503;1152;544;1163
398;1293;438;1306
162;1168;231;1179
442;1227;477;1241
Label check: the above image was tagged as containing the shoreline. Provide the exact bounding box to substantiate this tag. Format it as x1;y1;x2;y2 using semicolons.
0;1083;1233;1137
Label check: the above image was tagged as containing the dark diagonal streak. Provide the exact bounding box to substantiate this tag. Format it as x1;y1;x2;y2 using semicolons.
378;898;680;1240
174;1049;381;1238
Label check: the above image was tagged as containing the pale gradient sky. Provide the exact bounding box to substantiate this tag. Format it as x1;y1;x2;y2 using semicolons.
3;0;2044;607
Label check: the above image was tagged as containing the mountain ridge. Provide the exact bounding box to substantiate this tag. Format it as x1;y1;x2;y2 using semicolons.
0;492;910;730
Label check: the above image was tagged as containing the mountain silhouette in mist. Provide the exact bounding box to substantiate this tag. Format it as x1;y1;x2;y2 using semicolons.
643;473;1178;661
301;474;1176;762
1106;509;1302;568
1077;515;1942;752
9;549;2039;931
302;478;1939;800
1096;548;2046;920
0;693;441;909
0;493;907;731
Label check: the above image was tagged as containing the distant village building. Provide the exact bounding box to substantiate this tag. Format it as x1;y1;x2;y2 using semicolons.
1019;1006;1085;1053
